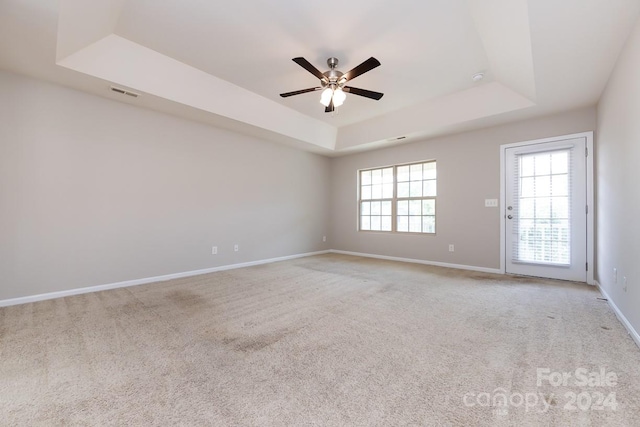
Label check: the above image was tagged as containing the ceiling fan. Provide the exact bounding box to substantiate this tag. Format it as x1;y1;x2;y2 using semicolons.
280;57;384;113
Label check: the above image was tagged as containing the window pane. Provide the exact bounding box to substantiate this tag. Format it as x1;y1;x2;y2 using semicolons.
551;175;568;196
398;182;410;198
521;177;535;198
397;166;410;182
371;201;381;215
423;162;436;179
534;153;551;176
535;176;551;197
535;198;551;219
423;199;435;215
551;152;568;174
361;185;372;200
361;216;371;230
552;219;570;241
520;199;535;219
410;181;422;197
409;216;421;232
361;201;370;215
423;180;436;197
397;216;409;232
371;184;382;199
361;170;372;185
410;164;423;181
371;216;381;231
381;216;392;231
382;168;394;183
409;200;422;215
552;198;568;219
521;156;534;177
556;241;570;263
382;183;393;199
423;216;435;233
372;169;383;184
397;200;409;216
381;201;392;216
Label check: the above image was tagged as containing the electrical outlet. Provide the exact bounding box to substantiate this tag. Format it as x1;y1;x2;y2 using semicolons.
323;235;327;242
623;277;628;292
614;268;617;283
212;246;217;255
234;244;239;252
449;244;454;252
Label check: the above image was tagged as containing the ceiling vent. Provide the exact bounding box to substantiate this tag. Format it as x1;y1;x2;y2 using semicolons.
110;86;139;98
388;136;407;142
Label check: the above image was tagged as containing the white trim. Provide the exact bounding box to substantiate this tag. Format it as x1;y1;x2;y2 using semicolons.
329;250;502;274
596;281;640;350
499;131;595;284
0;250;330;308
585;133;595;285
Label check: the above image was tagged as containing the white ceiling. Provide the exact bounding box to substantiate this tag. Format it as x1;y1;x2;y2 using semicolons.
1;0;639;155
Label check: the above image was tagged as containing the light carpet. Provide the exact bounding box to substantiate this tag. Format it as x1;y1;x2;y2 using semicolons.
1;254;639;426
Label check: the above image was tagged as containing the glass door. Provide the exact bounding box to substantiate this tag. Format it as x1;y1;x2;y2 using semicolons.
505;137;587;282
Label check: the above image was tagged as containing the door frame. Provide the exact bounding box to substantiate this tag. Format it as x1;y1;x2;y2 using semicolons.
499;131;594;284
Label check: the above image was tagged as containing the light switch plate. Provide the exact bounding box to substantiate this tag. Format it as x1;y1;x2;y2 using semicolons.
485;199;498;207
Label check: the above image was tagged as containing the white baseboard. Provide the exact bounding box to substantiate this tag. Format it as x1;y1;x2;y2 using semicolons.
596;281;640;349
329;250;502;274
0;250;330;308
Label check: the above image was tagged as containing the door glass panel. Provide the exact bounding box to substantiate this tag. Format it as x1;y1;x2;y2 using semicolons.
513;149;572;266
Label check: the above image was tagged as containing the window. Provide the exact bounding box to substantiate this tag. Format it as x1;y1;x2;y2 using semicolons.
359;161;436;233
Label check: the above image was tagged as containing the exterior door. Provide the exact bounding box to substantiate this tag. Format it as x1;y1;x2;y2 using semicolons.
505;137;587;282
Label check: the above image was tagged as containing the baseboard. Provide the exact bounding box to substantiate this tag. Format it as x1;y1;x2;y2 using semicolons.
329;250;502;274
0;250;330;308
596;281;640;349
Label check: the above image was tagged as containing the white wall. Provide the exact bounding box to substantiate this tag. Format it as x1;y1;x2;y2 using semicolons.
0;71;330;300
596;16;640;338
330;108;596;270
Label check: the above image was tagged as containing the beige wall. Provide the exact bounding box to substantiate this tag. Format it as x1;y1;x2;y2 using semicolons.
0;71;331;300
329;108;596;269
596;17;640;336
0;68;609;303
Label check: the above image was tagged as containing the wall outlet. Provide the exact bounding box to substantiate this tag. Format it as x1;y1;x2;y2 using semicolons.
623;277;627;292
212;246;217;255
323;235;327;242
614;268;618;283
234;244;239;252
484;199;499;207
449;244;455;252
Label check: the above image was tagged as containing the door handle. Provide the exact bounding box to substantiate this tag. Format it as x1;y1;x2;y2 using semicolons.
507;215;513;219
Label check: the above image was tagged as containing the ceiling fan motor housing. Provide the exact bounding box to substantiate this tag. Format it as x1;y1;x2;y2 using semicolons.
322;58;344;89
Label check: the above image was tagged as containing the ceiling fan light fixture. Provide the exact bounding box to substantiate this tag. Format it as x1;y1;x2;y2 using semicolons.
333;87;346;107
320;87;333;106
282;56;383;112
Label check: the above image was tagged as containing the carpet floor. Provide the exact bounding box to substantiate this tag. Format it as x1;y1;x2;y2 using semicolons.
1;254;639;426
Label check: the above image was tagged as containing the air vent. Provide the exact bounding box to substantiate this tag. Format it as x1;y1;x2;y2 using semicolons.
110;86;139;98
388;136;407;142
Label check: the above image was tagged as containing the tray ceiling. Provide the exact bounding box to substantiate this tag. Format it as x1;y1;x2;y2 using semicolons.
1;0;639;154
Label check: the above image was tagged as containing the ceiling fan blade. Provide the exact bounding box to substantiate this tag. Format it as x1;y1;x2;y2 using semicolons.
325;98;334;113
342;57;381;82
292;57;327;81
280;87;322;97
343;86;384;100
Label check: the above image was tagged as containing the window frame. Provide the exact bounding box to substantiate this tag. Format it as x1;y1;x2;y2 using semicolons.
358;160;437;234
